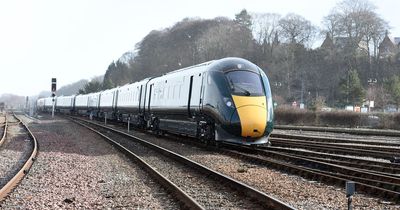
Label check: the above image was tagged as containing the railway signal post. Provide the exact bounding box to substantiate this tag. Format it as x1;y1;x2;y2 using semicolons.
51;78;57;118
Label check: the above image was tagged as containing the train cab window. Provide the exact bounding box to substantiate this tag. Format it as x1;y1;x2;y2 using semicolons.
225;70;265;96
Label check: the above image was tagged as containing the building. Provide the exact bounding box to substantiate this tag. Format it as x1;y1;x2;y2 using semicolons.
378;31;398;58
320;32;400;59
320;33;368;55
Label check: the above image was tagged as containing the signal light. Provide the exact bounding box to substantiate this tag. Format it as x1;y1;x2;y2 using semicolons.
51;78;57;92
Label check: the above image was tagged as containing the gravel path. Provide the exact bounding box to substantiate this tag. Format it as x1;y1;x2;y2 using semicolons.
1;115;179;209
103;123;400;210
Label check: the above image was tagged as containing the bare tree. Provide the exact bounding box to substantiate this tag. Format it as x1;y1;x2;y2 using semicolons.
321;12;342;39
323;0;389;54
251;12;281;57
251;13;281;45
362;13;389;58
196;18;254;61
278;13;317;46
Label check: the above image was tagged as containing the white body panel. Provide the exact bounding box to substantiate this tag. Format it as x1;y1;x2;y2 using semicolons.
88;92;101;109
99;88;118;110
75;94;89;109
116;80;148;111
146;65;208;111
56;95;75;109
44;97;54;109
37;98;45;110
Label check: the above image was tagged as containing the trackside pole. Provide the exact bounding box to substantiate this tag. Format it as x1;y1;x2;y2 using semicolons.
51;97;55;118
346;181;355;210
104;112;107;125
51;78;57;118
128;116;130;132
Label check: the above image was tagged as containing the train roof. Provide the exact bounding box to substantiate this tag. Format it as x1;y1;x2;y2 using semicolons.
208;57;262;74
162;57;261;76
164;60;215;76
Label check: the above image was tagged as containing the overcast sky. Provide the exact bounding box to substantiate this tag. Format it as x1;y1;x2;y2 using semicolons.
0;0;399;96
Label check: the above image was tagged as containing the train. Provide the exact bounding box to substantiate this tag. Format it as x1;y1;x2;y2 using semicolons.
37;57;274;145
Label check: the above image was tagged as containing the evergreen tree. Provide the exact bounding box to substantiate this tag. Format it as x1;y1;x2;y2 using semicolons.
77;80;103;94
385;75;400;108
339;69;365;106
102;77;115;90
235;9;252;29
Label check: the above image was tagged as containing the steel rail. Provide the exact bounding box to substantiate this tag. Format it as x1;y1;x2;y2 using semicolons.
271;137;400;154
0;114;38;202
0;115;7;147
274;125;400;137
221;144;400;202
270;139;398;160
271;133;400;147
249;146;400;188
265;146;400;175
71;117;295;210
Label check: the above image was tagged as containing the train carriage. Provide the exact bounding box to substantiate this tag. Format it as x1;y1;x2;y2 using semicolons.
55;95;75;113
36;98;45;112
115;79;149;125
144;62;209;136
99;87;119;119
44;97;54;112
74;94;92;115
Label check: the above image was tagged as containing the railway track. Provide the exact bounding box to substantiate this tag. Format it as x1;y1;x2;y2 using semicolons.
266;146;400;175
0;115;7;147
0;114;38;202
275;125;400;137
270;138;399;161
220;144;400;202
70;117;294;210
271;133;400;147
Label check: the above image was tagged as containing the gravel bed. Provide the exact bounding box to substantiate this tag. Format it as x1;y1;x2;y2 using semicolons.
1;115;179;209
273;129;400;143
6;115;20;124
88;121;265;210
103;123;400;210
0;117;32;189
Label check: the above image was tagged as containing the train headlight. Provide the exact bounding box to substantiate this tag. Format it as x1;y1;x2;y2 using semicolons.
223;97;234;108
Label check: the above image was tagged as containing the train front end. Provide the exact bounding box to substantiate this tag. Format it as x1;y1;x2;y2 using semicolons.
206;58;273;145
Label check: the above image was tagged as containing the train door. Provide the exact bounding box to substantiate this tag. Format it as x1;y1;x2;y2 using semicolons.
199;72;206;111
147;84;153;114
188;73;203;115
138;85;143;111
142;80;151;117
187;76;193;117
113;89;118;111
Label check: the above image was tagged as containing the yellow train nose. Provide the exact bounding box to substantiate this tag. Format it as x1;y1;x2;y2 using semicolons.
232;96;267;138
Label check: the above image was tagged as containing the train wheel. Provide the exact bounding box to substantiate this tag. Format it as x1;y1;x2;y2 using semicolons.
204;123;216;147
152;118;162;136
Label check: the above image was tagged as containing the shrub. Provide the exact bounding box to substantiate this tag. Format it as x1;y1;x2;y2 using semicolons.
317;111;362;127
274;106;315;125
274;107;400;129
